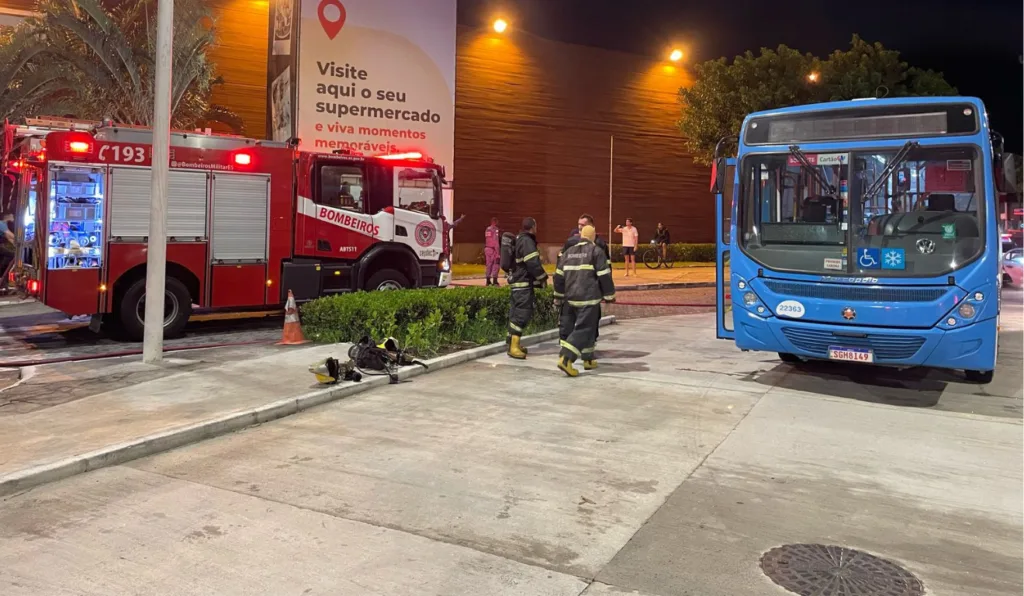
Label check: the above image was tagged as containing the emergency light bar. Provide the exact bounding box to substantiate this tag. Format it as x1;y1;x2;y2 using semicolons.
378;152;423;161
66;140;92;153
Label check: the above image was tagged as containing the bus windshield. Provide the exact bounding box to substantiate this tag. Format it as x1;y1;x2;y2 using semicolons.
739;145;983;277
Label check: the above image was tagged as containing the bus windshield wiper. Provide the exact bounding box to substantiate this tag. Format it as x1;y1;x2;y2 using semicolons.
789;145;836;195
862;141;919;200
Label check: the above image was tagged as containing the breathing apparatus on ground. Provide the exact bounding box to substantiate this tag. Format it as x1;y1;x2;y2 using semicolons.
308;357;362;385
348;336;429;384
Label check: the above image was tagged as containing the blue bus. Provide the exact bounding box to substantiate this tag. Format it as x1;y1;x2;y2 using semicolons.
711;97;1010;383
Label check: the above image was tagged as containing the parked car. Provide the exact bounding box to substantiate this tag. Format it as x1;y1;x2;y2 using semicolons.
1001;233;1015;253
1002;248;1023;287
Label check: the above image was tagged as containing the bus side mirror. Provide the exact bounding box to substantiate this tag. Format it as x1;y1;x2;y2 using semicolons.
710;157;727;195
999;153;1019;194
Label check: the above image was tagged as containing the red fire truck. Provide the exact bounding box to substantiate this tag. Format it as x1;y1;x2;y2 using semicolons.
1;117;452;340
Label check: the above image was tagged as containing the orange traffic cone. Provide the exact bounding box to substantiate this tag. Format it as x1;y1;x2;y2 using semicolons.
278;290;308;345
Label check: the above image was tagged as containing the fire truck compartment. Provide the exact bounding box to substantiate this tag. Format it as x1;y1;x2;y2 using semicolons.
109;167;208;239
211;173;271;261
282;261;328;302
45;268;100;316
210;264;269;308
47;166;104;271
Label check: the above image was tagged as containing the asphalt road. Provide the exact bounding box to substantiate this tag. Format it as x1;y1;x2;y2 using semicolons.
0;301;283;365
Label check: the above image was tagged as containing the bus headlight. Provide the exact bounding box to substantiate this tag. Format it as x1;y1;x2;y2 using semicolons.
743;291;758;306
973;292;984;301
958;303;976;319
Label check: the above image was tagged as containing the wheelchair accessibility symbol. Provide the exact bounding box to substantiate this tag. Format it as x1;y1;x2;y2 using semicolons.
858;248;881;269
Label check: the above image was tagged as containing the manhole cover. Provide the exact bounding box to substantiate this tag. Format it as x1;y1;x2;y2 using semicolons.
760;544;924;596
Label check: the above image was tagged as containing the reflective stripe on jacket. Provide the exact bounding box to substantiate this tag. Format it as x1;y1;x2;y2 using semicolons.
553;239;616;304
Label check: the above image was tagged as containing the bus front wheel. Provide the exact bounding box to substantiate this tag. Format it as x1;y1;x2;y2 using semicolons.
965;369;994;384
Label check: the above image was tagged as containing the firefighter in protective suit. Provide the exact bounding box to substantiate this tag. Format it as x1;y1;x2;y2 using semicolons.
506;217;548;359
553;225;615;377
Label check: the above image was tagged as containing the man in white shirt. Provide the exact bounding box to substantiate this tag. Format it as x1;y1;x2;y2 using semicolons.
614;218;639;277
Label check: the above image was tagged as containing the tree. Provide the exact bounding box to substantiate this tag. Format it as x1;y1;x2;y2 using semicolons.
677;45;820;166
678;36;957;164
0;0;242;133
819;35;956;101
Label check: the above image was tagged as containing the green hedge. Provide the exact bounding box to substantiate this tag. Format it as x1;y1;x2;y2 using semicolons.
607;242;715;262
300;286;559;357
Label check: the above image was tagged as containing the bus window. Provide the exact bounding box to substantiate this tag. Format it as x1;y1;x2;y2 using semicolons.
852;146;982;276
740;153;848;274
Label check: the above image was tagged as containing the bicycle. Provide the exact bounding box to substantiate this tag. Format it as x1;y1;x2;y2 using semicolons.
642;241;673;269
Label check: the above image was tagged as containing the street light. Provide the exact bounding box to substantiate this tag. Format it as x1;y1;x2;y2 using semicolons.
493;18;508;33
807;71;820;83
669;49;683;62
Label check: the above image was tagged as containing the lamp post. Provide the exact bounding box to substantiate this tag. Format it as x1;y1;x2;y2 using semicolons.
493;18;508;33
669;49;683;62
608;136;614;244
142;0;174;364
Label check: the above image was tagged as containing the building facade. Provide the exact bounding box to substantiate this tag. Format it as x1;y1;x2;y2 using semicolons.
1;1;713;258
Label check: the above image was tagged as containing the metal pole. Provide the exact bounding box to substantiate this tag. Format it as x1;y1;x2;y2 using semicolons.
608;135;614;243
142;0;174;364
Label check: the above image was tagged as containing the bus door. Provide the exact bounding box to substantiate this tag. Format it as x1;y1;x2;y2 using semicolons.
711;157;736;340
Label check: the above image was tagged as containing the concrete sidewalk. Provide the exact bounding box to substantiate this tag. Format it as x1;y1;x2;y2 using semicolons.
0;343;344;490
0;311;1019;595
453;266;715;290
0;321;614;497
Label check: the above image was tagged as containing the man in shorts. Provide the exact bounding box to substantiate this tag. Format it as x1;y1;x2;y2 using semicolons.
615;218;639;277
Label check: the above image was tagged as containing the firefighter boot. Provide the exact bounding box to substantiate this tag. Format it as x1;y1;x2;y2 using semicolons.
507;335;527;360
583;360;598;370
558;356;579;377
506;334;528;354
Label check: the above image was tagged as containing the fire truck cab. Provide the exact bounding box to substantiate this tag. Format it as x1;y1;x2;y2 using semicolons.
1;117;451;341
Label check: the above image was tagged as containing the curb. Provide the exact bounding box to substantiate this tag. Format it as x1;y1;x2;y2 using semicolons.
0;316;617;498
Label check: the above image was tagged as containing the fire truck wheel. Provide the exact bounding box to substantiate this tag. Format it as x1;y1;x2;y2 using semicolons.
365;269;409;291
118;277;193;341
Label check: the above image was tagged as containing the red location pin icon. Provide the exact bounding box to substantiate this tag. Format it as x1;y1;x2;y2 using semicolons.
318;0;346;40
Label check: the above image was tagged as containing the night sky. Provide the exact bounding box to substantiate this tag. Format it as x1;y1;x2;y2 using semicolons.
459;0;1023;152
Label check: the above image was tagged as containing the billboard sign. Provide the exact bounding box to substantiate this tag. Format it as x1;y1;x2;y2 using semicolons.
267;0;457;177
